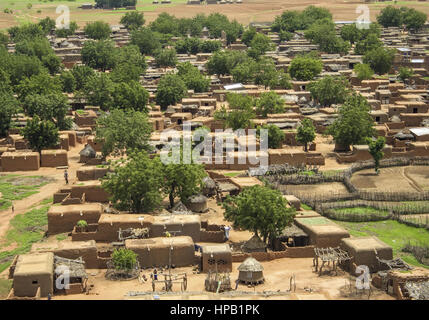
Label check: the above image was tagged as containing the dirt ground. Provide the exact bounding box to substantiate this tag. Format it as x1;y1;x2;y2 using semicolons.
2;0;429;30
351;166;429;192
51;257;394;300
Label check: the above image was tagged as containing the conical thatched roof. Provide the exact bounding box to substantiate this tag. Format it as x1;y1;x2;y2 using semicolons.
79;144;96;158
171;201;192;215
238;257;263;272
242;235;266;252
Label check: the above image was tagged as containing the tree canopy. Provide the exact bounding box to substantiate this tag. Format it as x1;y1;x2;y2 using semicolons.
96;109;152;157
296;118;316;152
84;21;111;40
222;185;296;244
156;73;187;110
289;55;323;81
22;116;59;153
102;151;164;213
308;76;349;107
327;94;375;150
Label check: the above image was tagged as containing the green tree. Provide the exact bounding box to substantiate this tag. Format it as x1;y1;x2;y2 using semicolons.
214;93;255;130
231;59;257;84
110;45;146;82
81;40;117;71
102;151;164;213
130;27;161;55
207;50;249;76
22;116;59;154
222;185;296;244
83;73;115;111
8;23;46;42
200;40;222;53
163;160;206;208
289;56;323;81
398;67;414;84
402;8;427;31
59;70;76;93
71;64;95;90
154;48;178;68
248;33;272;59
111;81;149;112
377;6;403;28
354;33;383;55
120;11;145;30
177;62;210;93
23;93;71;130
305;19;350;54
257;124;285;149
56;21;79;38
16;72;62;101
255;91;285;117
366;136;386;174
0;93;18;137
156;73;187;110
84;21;111;40
296;118;316;152
38;17;56;34
241;27;257;46
0;31;9;48
363;47;395;75
327;93;375;150
354;63;374;81
96;109;152;157
308;76;349;107
340;24;361;44
111;248;138;271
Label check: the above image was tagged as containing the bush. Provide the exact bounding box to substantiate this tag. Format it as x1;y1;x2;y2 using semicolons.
76;220;88;228
84;21;111;40
111;248;138;271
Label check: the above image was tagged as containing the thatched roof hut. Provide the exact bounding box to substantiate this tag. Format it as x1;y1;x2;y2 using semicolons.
80;144;96;158
237;257;264;285
241;235;266;253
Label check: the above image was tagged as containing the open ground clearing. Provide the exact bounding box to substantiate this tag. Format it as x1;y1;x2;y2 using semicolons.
3;0;429;30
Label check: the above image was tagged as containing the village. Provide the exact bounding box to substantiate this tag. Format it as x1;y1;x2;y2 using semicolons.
0;1;429;302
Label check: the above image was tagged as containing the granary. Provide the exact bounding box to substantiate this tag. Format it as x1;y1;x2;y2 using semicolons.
201;244;232;273
125;236;195;268
241;234;267;253
186;194;208;213
237;257;264;285
340;236;393;273
79;144;96;163
12;252;54;298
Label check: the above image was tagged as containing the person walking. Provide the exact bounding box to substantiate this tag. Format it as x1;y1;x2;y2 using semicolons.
64;169;69;184
11;202;14;214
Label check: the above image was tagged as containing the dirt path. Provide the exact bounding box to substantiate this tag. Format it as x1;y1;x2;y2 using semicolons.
0;145;83;244
402;166;423;192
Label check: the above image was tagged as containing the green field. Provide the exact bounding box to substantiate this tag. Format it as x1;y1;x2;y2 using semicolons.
0;175;52;211
337;220;429;268
0;0;187;30
0;205;50;273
